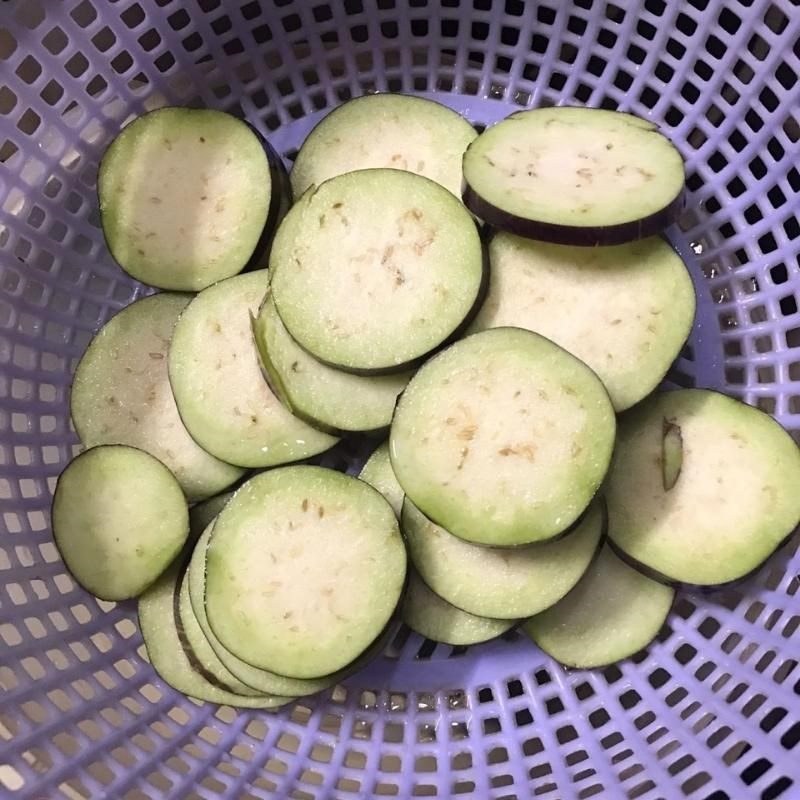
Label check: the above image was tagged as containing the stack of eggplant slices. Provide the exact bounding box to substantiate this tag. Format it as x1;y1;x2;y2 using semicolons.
53;96;800;706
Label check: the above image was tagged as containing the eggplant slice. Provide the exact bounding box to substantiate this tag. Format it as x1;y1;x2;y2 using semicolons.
462;106;685;246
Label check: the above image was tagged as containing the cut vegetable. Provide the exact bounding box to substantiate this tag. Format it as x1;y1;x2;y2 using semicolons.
189;492;234;538
607;389;800;586
390;328;615;546
291;93;477;198
138;560;293;708
168;271;337;466
52;445;188;601
402;498;604;619
253;296;413;433
177;564;264;696
661;420;683;491
402;569;516;646
462;107;685;245
70;293;244;500
469;233;696;410
270;168;485;372
187;521;354;696
205;466;406;678
359;442;404;518
523;544;674;668
99;107;285;291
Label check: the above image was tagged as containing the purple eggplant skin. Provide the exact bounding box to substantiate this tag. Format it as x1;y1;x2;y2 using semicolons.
607;531;798;594
462;181;686;247
244;124;293;271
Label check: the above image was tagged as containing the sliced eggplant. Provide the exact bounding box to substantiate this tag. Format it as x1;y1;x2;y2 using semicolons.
523;544;675;668
401;569;516;646
390;328;615;546
270;169;485;373
70;293;244;500
98;107;286;291
188;522;350;697
138;560;293;708
204;466;406;678
469;233;696;411
359;441;404;519
52;445;189;601
177;564;265;696
188;491;234;538
402;498;604;619
462;107;685;245
253;296;413;434
168;271;337;467
607;389;800;586
291;93;477;198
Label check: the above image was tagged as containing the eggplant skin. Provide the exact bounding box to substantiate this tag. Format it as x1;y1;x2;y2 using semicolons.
244;126;293;271
606;534;797;593
462;182;685;246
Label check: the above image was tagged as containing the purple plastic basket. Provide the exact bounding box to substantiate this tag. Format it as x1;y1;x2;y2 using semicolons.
1;1;799;798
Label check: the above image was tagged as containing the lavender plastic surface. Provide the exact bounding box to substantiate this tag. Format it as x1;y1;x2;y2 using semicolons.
1;1;799;798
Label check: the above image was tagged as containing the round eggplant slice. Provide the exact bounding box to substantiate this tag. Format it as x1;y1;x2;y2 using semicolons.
359;442;404;519
523;544;675;669
53;445;189;601
98;107;285;291
253;296;413;434
70;293;245;500
188;523;354;697
270;168;485;373
390;328;615;546
606;389;800;586
462;107;685;245
168;271;337;467
138;561;294;708
291;93;477;198
205;466;406;678
401;569;516;646
470;233;696;411
402;498;604;619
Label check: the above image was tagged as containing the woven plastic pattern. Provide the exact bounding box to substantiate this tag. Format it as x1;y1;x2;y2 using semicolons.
1;1;799;798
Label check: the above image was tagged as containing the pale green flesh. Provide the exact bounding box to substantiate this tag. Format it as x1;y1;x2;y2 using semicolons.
52;445;189;601
390;328;615;545
187;523;336;696
177;566;262;696
291;93;477;198
607;389;800;585
470;234;696;410
403;499;604;619
270;169;484;371
70;293;244;501
401;570;516;646
99;107;272;291
254;297;412;433
205;467;406;678
138;560;292;708
359;442;404;519
168;271;337;466
463;107;684;228
523;544;674;668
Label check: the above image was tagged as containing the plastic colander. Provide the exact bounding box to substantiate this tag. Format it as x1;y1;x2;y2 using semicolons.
1;1;799;797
